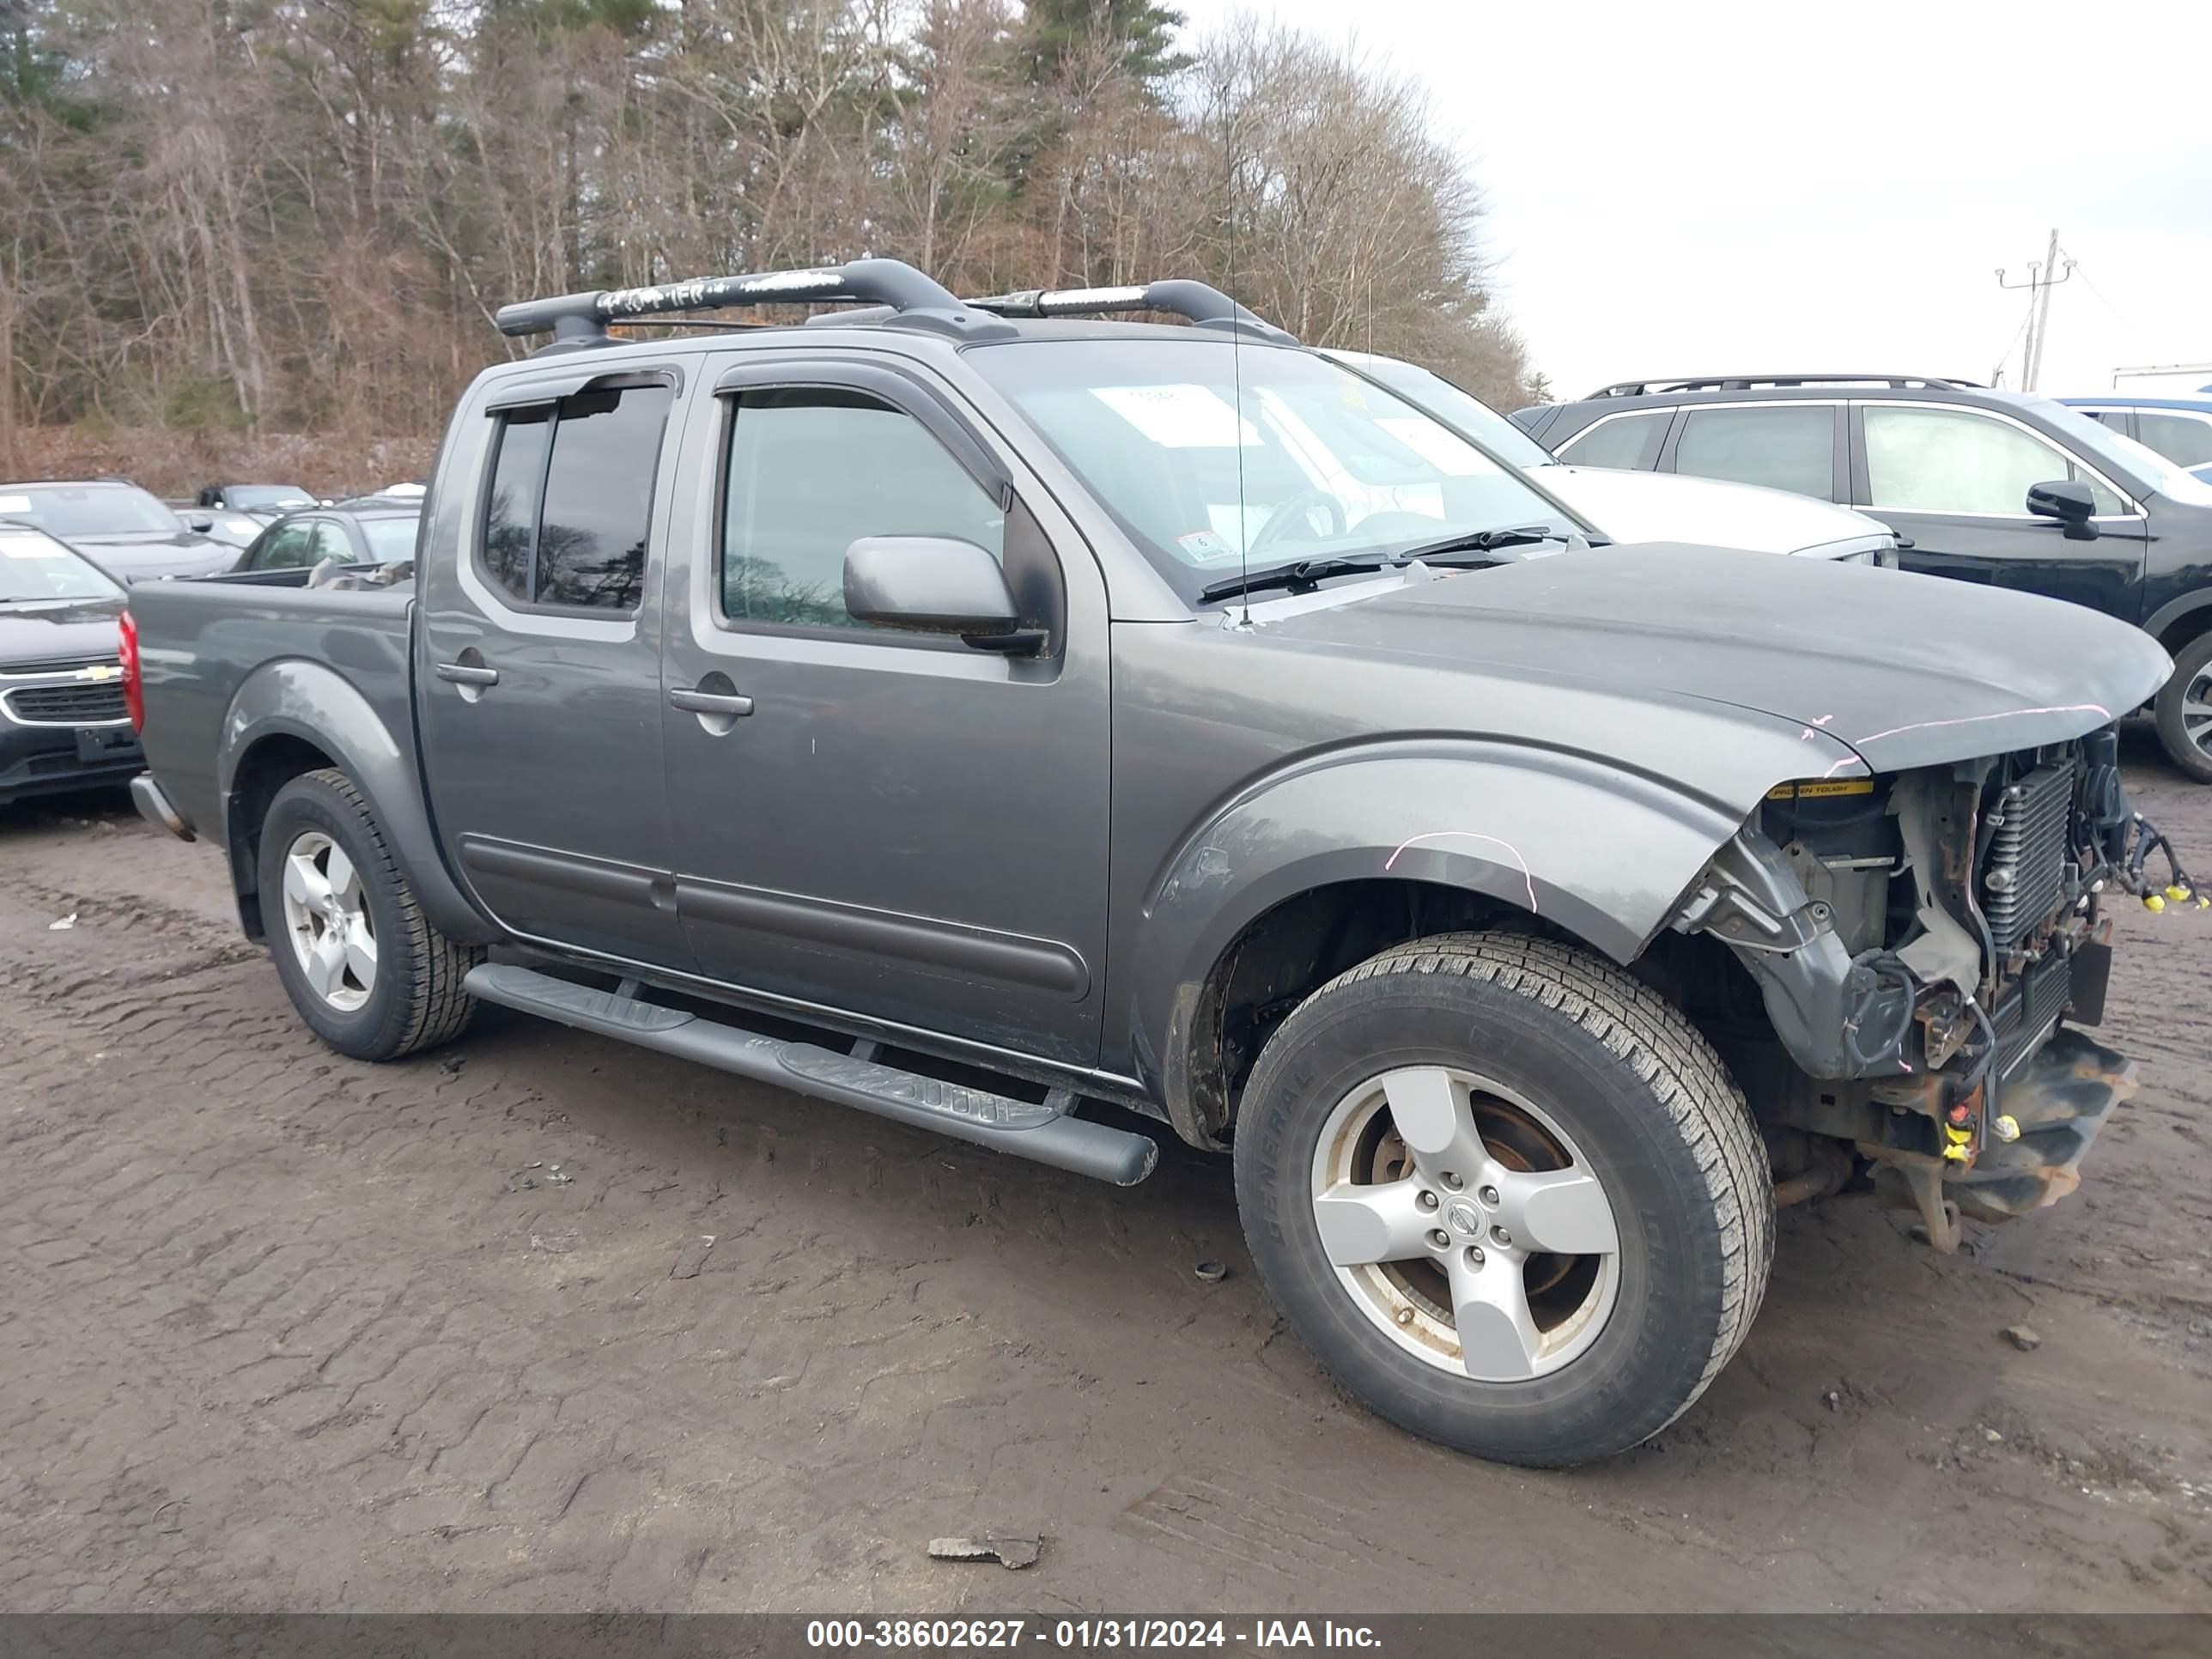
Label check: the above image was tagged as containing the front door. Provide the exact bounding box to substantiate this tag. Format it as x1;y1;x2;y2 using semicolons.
1852;400;2148;617
416;368;693;969
658;358;1111;1066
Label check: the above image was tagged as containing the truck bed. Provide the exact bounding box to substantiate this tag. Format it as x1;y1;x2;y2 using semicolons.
128;572;417;852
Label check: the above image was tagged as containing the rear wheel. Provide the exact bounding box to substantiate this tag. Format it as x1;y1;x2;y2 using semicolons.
1234;932;1773;1467
2154;631;2212;784
258;769;483;1060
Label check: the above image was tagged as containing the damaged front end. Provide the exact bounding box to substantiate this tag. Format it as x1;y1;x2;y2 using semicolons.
1670;725;2190;1251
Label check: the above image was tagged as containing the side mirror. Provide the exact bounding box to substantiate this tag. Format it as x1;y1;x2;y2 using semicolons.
843;536;1042;653
185;512;216;533
2026;479;2099;540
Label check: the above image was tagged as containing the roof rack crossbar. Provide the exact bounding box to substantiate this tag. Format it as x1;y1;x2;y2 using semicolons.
1585;373;1984;398
965;281;1299;344
494;258;1015;349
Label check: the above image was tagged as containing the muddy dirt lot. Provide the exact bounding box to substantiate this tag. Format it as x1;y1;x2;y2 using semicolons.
3;733;2210;1615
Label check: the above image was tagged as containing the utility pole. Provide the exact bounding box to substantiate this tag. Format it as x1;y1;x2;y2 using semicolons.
1996;229;2075;392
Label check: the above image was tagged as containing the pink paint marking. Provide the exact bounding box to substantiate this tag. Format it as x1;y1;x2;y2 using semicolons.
1800;714;1836;741
1385;830;1540;912
1820;703;2112;777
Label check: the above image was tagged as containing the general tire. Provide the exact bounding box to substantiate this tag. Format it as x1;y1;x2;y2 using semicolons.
258;769;483;1060
2153;630;2212;785
1233;930;1773;1467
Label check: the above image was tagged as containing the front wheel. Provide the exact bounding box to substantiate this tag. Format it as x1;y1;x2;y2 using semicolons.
2153;631;2212;784
1234;932;1773;1467
258;768;483;1060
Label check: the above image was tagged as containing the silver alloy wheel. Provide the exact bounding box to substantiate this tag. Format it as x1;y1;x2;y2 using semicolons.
2185;663;2212;756
279;829;377;1012
1310;1066;1621;1382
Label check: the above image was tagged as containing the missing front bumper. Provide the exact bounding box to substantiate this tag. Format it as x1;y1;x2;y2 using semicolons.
1948;1027;2138;1224
1869;1026;2137;1249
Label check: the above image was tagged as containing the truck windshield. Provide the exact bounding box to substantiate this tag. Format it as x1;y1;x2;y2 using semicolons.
0;526;125;602
970;338;1574;604
0;483;182;538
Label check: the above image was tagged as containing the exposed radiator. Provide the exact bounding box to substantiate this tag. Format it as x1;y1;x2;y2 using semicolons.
1980;762;2075;953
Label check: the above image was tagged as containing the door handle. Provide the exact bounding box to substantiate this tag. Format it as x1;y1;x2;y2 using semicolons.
435;661;500;687
669;688;754;717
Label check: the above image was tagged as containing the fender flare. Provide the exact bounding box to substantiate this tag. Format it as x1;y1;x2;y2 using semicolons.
1123;743;1748;1136
219;659;496;945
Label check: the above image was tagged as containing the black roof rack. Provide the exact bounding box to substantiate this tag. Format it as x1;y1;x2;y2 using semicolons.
494;258;1018;351
1585;373;1985;398
961;281;1298;344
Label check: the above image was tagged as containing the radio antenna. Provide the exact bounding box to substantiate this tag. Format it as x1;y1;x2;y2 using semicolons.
1221;77;1249;627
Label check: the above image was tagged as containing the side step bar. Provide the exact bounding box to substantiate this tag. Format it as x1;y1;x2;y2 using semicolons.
463;963;1158;1186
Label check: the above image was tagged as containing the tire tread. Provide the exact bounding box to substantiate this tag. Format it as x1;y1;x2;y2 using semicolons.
278;769;482;1059
1279;928;1773;1447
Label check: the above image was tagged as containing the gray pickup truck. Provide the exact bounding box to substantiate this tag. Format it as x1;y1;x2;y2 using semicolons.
123;261;2192;1468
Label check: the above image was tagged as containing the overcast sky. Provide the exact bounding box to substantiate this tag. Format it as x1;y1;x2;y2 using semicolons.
1176;0;2212;401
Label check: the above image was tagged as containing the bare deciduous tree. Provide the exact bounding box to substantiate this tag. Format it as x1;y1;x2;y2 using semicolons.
0;0;1543;472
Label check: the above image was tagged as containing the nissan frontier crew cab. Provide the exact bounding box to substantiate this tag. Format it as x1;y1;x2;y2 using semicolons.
122;262;2197;1468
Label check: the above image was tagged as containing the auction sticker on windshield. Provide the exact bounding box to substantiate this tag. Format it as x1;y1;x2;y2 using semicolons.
1;532;64;558
0;495;33;514
1092;384;1259;448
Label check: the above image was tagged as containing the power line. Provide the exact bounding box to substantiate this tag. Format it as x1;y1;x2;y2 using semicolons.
2058;250;2138;334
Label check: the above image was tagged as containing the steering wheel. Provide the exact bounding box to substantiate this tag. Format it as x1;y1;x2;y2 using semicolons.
1248;490;1348;555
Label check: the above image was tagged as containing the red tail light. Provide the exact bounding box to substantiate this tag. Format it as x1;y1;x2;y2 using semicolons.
118;608;145;732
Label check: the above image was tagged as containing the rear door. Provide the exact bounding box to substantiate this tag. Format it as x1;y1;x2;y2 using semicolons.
656;353;1112;1065
416;366;693;968
1850;400;2148;617
1659;401;1846;501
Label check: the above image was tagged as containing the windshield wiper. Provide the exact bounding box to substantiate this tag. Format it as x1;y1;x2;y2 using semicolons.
1195;526;1583;605
1197;555;1399;604
1392;524;1578;562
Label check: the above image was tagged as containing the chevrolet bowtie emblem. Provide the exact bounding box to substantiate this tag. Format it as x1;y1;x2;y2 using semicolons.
76;664;120;682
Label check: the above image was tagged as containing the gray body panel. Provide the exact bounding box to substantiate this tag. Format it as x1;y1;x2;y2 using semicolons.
125;322;2171;1145
653;344;1114;1065
125;576;494;945
1252;544;2171;775
413;352;692;969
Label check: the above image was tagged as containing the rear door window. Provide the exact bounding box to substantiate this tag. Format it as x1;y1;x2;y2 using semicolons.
1556;410;1670;470
1672;404;1837;500
478;382;672;612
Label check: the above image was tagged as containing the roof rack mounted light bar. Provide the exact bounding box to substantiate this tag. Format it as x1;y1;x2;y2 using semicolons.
1587;373;1984;398
494;258;1017;351
964;281;1299;345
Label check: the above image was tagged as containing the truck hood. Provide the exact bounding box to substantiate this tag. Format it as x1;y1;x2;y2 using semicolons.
1537;466;1892;558
68;530;236;582
1261;544;2171;775
0;597;125;665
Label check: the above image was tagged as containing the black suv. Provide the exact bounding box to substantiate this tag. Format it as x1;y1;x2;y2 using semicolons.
1514;375;2212;780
